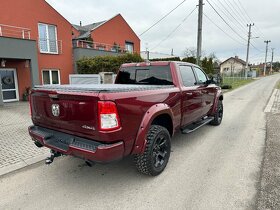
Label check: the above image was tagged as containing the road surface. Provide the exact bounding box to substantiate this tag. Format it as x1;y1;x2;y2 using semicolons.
1;74;280;210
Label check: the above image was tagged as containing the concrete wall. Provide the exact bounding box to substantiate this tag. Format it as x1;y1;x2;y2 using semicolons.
73;48;122;73
0;37;39;86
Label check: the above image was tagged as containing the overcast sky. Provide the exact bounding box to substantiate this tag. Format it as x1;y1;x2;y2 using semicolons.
46;0;279;63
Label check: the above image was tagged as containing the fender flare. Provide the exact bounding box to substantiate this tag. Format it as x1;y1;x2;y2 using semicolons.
131;103;174;154
211;90;223;115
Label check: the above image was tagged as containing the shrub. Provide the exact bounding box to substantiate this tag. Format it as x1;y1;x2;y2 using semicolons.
221;84;232;89
150;57;181;61
77;53;143;74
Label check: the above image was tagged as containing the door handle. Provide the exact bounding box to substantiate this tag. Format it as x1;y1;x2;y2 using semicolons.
186;92;193;96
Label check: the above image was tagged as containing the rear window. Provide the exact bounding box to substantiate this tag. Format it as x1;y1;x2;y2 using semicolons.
115;66;173;85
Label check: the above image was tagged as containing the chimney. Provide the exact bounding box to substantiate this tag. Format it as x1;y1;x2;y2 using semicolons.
80;21;82;26
235;56;239;59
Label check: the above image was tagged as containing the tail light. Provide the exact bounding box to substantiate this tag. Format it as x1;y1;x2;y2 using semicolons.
98;101;121;131
28;94;32;116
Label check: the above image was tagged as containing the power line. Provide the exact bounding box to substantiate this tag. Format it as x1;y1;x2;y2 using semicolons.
250;42;264;53
235;0;266;38
225;0;248;25
151;7;197;50
235;0;252;23
139;0;187;36
206;0;247;42
213;0;247;34
203;12;245;46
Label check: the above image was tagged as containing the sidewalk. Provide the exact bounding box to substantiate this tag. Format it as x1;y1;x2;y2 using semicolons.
257;88;280;209
0;102;48;176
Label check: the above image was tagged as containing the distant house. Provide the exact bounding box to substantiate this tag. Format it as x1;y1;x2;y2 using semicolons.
220;56;246;76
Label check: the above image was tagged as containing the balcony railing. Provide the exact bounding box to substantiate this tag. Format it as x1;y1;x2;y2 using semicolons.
73;40;128;53
0;24;31;39
38;38;63;54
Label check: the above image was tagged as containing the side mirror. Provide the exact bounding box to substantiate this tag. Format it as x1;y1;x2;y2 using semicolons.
205;79;213;85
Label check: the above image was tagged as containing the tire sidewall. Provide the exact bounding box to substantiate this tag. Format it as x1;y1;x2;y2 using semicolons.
149;127;171;175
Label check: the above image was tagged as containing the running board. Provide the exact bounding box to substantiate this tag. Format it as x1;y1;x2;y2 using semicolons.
181;117;214;134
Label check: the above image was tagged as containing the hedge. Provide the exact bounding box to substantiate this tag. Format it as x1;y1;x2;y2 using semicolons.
77;53;143;74
150;57;181;61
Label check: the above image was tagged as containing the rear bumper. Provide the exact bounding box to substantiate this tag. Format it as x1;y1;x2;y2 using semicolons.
28;126;124;163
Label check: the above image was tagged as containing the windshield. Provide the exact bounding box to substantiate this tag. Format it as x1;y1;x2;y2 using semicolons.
115;66;173;85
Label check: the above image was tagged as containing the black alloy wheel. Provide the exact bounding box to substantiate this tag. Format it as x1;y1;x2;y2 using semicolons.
135;125;171;176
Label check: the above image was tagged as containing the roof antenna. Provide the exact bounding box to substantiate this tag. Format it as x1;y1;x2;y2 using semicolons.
80;21;82;26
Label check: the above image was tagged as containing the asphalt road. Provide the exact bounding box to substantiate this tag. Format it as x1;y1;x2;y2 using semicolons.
1;74;280;210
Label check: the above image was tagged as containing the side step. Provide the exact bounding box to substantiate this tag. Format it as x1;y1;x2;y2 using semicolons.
181;117;214;134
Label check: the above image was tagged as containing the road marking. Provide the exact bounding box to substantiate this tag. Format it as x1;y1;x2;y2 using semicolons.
264;89;278;113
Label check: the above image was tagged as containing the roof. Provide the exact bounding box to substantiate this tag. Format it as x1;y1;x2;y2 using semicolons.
220;57;246;66
72;21;106;39
72;14;139;40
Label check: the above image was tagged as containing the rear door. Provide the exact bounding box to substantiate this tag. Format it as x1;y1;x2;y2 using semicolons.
193;67;215;116
179;65;203;126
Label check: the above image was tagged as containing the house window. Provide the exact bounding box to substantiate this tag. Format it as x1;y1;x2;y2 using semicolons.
42;70;60;85
223;68;229;72
38;23;58;54
125;42;134;53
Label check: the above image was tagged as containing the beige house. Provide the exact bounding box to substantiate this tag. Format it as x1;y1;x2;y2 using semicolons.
220;56;246;76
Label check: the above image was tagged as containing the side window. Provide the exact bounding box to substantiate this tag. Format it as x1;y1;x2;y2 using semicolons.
193;67;207;84
179;66;196;87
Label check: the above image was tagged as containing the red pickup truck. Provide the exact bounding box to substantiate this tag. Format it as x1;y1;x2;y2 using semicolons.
28;61;223;176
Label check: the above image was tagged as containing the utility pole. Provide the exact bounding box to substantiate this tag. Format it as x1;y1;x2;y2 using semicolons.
196;0;204;65
145;43;150;60
263;40;271;76
270;48;274;74
245;23;254;79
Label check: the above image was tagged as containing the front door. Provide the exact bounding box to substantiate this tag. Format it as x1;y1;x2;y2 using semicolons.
0;69;19;102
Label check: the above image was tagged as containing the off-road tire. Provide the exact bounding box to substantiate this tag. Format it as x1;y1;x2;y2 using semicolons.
134;125;171;176
210;100;223;126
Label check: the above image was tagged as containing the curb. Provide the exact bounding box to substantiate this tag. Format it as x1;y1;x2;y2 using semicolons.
0;153;48;177
264;89;278;113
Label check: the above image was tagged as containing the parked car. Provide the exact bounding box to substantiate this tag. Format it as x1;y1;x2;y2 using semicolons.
28;61;223;176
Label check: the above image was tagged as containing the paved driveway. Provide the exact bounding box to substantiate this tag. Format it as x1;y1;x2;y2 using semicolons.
0;102;48;175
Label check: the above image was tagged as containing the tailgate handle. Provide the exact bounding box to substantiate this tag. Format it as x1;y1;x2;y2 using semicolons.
49;94;59;99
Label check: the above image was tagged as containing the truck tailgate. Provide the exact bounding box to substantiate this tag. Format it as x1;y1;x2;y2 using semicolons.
30;89;99;138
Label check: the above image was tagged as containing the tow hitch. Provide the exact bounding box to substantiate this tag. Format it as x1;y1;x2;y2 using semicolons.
45;150;62;165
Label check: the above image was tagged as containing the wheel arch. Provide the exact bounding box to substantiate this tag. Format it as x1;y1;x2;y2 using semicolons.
131;103;174;154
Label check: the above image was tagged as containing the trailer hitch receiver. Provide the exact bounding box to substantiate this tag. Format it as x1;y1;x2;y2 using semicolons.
45;150;61;165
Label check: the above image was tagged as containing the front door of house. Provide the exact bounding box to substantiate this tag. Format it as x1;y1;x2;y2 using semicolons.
0;69;19;102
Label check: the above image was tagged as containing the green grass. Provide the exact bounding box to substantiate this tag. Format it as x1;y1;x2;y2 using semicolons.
222;78;254;90
276;81;280;89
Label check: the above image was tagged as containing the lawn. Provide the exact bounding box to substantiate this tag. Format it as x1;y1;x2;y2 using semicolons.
222;78;254;90
277;81;280;89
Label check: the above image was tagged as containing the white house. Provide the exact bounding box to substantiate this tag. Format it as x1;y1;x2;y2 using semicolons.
220;56;246;76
